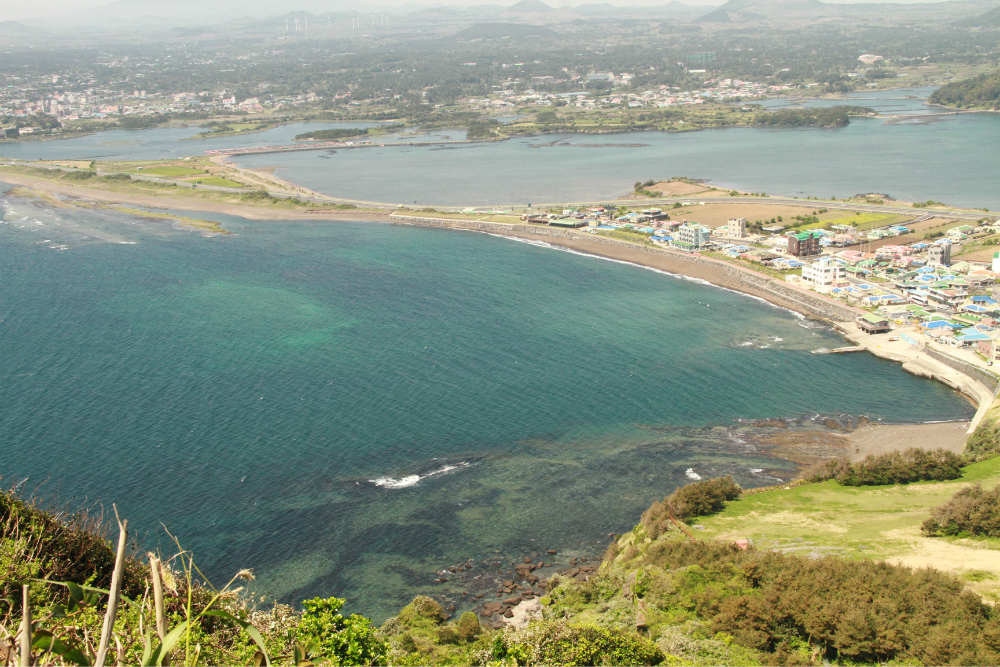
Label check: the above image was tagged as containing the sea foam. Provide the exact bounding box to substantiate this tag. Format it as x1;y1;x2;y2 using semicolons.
369;462;470;489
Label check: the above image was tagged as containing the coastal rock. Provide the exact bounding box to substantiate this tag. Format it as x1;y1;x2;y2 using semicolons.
546;549;557;555
503;597;522;606
500;598;543;629
752;418;788;428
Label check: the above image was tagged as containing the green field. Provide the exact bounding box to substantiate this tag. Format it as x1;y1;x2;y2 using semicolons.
191;176;247;188
693;456;1000;599
138;166;207;177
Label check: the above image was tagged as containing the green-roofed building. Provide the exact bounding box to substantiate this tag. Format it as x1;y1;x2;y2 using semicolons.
857;312;892;334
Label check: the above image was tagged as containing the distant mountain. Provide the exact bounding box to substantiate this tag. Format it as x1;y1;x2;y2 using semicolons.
504;0;554;13
698;0;823;20
0;20;48;34
452;21;557;38
929;67;1000;109
572;2;704;15
22;0;358;31
698;7;731;21
407;6;461;16
956;5;1000;27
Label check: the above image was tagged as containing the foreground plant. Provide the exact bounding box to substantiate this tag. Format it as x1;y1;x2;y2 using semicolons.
0;501;383;667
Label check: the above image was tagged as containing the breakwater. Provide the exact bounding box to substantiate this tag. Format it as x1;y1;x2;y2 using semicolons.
206;139;493;157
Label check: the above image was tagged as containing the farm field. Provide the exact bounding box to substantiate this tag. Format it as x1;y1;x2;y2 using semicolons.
139;165;208;177
694;456;1000;601
190;176;247;188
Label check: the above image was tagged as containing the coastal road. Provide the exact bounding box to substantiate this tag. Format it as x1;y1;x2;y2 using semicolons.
536;196;994;222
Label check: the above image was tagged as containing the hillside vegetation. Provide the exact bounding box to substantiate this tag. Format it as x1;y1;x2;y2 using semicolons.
4;405;1000;666
930;68;1000;109
751;106;873;128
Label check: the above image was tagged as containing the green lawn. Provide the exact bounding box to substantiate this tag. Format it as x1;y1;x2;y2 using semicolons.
138;166;207;177
691;457;1000;598
191;176;247;188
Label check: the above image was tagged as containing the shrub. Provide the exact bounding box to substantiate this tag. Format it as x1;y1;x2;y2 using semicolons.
467;118;500;140
294;128;368;141
666;476;742;520
478;621;663;666
295;596;388;665
0;486;148;610
62;170;95;180
240;189;276;202
803;449;964;486
454;612;482;642
397;595;446;626
964;412;1000;462
613;535;1000;665
102;173;133;182
922;483;1000;537
640;477;741;539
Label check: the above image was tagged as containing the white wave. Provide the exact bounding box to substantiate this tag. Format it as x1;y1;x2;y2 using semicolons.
750;468;764;473
370;474;421;489
370;462;470;489
685;468;702;480
772;337;783;342
740;341;754;346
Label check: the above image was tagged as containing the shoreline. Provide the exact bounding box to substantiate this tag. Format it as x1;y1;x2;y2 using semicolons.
3;174;993;454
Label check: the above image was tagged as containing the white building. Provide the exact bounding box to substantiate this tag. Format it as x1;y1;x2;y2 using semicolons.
672;223;712;252
727;217;746;239
801;257;843;287
928;243;952;267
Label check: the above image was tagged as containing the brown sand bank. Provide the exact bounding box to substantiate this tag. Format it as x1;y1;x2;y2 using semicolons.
0;172;394;221
848;421;972;459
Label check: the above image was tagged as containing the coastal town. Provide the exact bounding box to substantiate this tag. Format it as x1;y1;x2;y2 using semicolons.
0;75;793;138
513;190;1000;383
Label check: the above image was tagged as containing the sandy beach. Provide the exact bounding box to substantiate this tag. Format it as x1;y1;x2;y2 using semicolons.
848;421;972;459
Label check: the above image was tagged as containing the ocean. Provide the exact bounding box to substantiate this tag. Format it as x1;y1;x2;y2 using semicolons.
0;188;973;620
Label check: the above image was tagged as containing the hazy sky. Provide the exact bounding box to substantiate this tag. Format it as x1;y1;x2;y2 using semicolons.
1;0;960;22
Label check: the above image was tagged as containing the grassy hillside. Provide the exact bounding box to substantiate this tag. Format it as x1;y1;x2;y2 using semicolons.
6;405;1000;665
692;456;1000;601
956;5;1000;28
929;68;1000;109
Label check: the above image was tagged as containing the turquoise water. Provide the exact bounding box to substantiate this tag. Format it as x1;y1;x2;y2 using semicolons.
0;188;973;619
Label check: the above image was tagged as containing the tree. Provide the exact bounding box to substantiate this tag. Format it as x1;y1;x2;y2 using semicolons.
294;597;388;666
535;110;557;124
